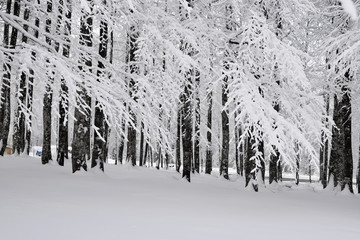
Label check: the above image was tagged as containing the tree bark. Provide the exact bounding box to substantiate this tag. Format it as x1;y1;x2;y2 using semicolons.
180;0;194;182
41;0;54;165
176;110;181;172
181;84;192;182
72;0;93;173
329;90;353;193
220;76;229;180
25;0;40;155
0;0;17;156
57;0;71;166
205;92;212;174
239;126;244;176
234;113;240;175
91;8;109;171
245;134;256;189
139;122;144;166
321;94;330;188
13;1;30;155
193;72;200;173
126;25;138;166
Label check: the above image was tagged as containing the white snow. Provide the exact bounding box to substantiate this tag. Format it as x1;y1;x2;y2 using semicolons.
340;0;358;21
0;156;359;240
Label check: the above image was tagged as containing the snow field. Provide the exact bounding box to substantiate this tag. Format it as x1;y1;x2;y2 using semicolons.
1;156;359;240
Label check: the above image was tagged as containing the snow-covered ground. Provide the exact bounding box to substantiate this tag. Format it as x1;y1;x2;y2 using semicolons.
1;156;359;240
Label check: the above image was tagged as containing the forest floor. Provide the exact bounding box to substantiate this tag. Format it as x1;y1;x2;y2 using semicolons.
1;155;359;240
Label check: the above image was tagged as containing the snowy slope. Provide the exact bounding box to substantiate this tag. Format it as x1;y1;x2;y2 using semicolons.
1;156;359;240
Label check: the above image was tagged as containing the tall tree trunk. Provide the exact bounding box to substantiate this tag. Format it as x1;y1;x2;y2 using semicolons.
193;72;200;173
0;0;18;156
180;0;194;182
126;25;138;166
139;123;144;166
41;0;54;164
25;0;40;155
118;136;124;164
13;1;31;155
295;143;300;185
259;138;265;183
72;0;93;173
245;134;256;189
321;94;330;188
181;84;192;182
329;89;353;193
57;0;71;166
234;113;240;175
220;76;229;180
205;92;212;174
220;4;235;180
239;126;244;176
176;110;181;172
143;142;149;166
91;6;109;171
357;151;360;193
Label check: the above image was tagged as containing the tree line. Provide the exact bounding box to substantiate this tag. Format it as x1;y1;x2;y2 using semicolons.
0;0;359;193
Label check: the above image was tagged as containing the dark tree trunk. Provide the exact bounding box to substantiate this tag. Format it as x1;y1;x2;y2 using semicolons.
139;123;144;166
179;0;194;182
156;147;161;170
319;132;324;181
340;92;353;192
126;24;138;166
295;143;300;185
0;0;17;156
357;155;360;194
219;4;235;180
118;137;124;164
91;9;109;171
193;72;200;173
72;0;93;173
259;139;265;183
13;2;31;155
144;142;149;166
321;94;330;188
181;84;192;182
220;76;229;180
176;110;181;173
57;0;71;166
269;90;281;184
205;92;212;175
57;84;68;166
329;90;353;193
42;91;53;164
127;123;137;165
234;111;240;175
25;0;40;155
245;135;256;190
239;126;244;176
165;153;169;170
41;0;54;165
269;149;279;184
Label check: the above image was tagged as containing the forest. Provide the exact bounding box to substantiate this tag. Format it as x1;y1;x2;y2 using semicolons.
0;0;360;194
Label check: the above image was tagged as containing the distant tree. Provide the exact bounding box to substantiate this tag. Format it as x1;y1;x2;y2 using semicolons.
176;110;182;173
205;91;212;175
